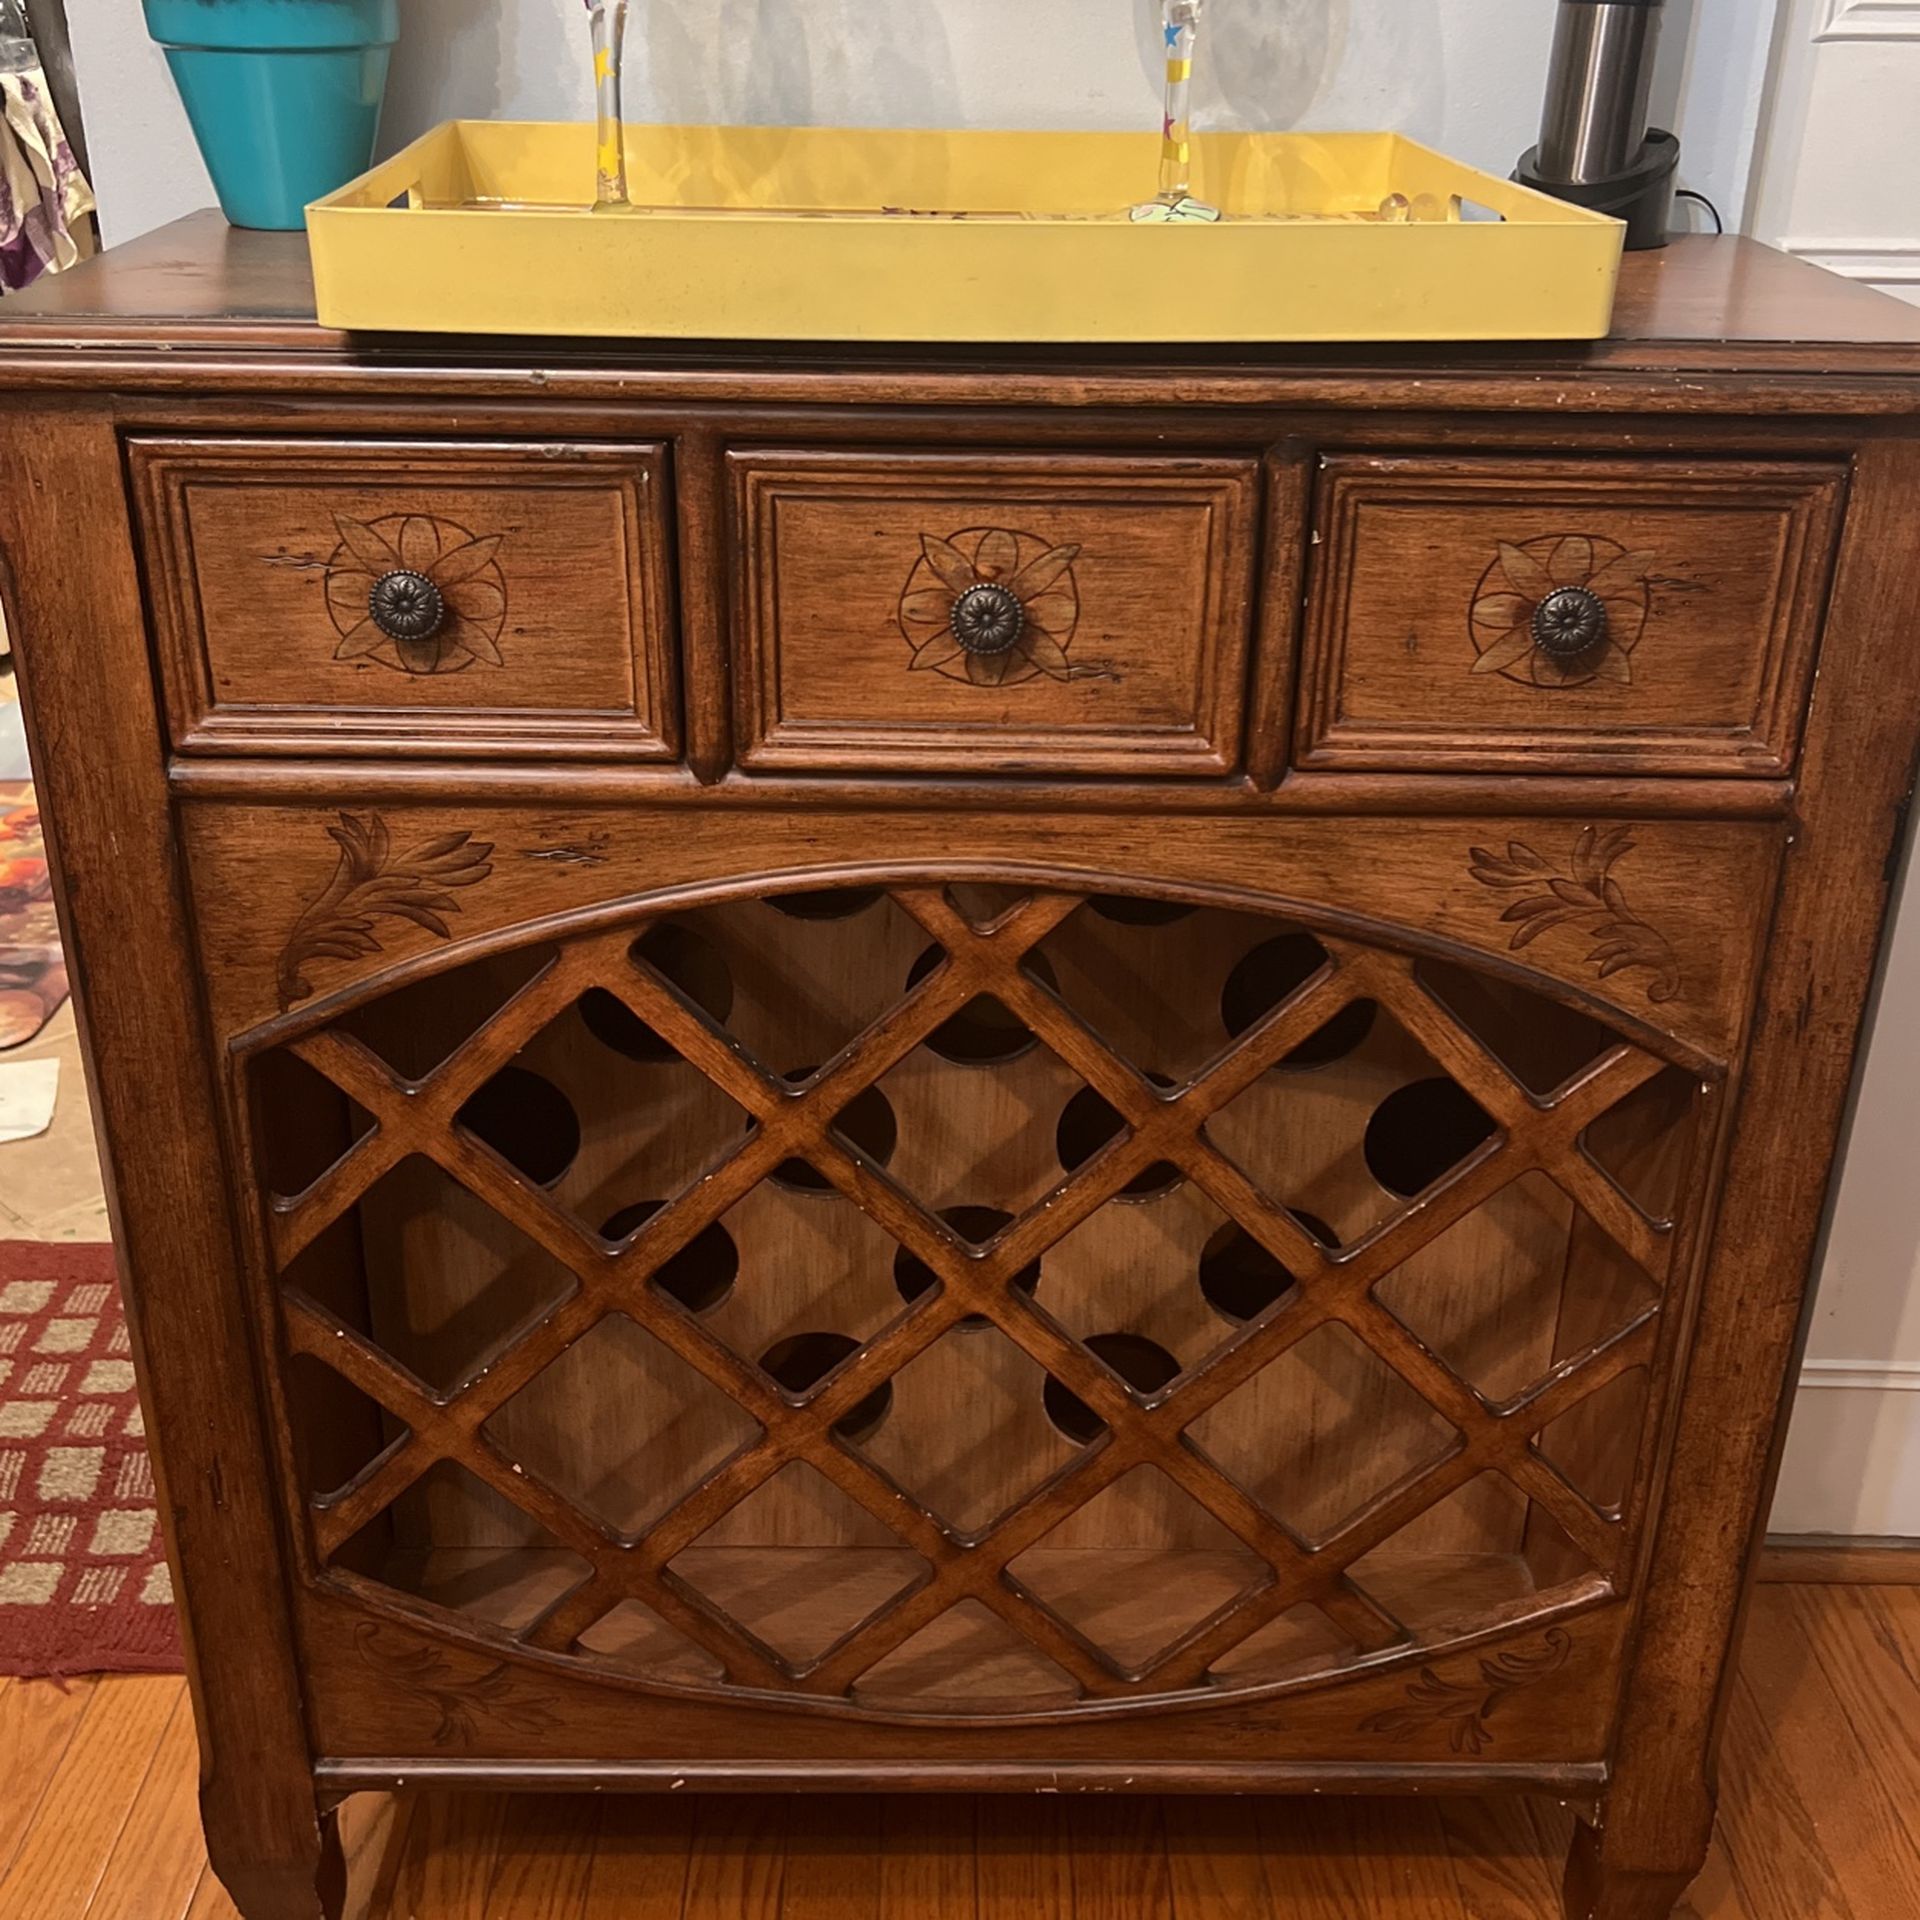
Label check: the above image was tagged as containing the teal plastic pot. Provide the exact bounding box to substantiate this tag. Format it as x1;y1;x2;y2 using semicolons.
143;0;400;230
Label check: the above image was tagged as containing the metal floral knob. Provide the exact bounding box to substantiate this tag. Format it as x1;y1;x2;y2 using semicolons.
950;582;1025;656
368;568;446;643
1530;585;1608;662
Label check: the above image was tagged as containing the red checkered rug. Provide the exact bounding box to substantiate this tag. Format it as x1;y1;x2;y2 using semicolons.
0;1241;183;1675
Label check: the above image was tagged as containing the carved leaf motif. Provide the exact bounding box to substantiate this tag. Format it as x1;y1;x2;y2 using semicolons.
1359;1628;1573;1755
353;1623;557;1748
896;526;1087;688
276;810;494;1011
1468;826;1682;1003
430;532;505;588
1009;542;1083;599
332;621;390;663
333;513;402;577
461;623;506;668
919;534;979;595
1023;630;1073;679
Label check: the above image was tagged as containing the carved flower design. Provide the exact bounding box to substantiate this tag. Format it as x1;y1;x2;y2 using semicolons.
1469;535;1652;688
325;513;509;676
898;527;1082;687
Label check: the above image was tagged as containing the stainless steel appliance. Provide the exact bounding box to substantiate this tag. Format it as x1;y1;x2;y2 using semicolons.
1516;0;1678;251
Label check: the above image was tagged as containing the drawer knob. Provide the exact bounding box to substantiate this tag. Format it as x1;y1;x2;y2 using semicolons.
368;568;447;644
950;582;1026;657
1530;585;1608;663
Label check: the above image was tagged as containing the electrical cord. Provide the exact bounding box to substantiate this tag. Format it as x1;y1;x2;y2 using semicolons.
1675;189;1724;235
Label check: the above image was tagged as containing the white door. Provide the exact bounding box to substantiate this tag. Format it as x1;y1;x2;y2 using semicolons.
1750;0;1920;303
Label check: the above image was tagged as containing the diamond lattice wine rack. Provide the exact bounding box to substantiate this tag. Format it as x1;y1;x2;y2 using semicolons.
250;880;1697;1719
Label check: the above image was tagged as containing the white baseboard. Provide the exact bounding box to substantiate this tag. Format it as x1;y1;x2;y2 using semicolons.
1778;240;1920;306
1796;1358;1920;1393
1771;1360;1920;1536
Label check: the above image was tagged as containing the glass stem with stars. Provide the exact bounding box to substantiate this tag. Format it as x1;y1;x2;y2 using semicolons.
1157;0;1205;207
586;0;630;210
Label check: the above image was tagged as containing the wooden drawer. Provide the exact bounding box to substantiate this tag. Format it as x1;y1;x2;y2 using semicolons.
730;449;1259;775
1296;455;1846;776
130;437;680;758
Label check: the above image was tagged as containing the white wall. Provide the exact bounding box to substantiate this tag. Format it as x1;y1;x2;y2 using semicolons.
78;0;1774;248
1768;861;1920;1533
1748;0;1920;1537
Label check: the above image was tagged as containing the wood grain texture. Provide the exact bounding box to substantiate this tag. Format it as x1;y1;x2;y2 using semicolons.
1;402;330;1916
7;223;1920;392
1787;1586;1920;1847
1162;1797;1278;1920
0;1678;97;1882
231;875;1677;1768
0;1673;177;1920
129;437;680;761
167;759;1802;820
1566;439;1920;1916
482;1797;600;1920
1438;1798;1565;1919
9;231;1920;1920
1298;456;1845;776
780;1795;880;1920
1756;1538;1920;1584
728;450;1258;775
682;1799;785;1920
387;1793;510;1920
579;1799;694;1919
259;892;1660;1647
83;1689;210;1920
1734;1590;1920;1918
179;802;1779;1064
1267;1797;1462;1918
1711;1678;1857;1920
878;1796;975;1918
10;1584;1915;1915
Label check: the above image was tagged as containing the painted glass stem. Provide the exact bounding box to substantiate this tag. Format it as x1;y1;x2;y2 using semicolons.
1158;0;1206;205
586;0;630;210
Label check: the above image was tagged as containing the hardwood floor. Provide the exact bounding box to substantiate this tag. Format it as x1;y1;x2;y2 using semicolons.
0;1584;1914;1920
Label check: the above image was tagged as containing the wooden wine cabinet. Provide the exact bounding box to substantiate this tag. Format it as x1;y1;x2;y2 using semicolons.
7;221;1920;1920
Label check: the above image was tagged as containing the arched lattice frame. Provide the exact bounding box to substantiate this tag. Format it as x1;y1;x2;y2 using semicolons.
245;876;1702;1716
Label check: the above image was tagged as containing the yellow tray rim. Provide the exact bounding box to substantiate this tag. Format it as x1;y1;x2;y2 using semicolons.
308;122;1625;345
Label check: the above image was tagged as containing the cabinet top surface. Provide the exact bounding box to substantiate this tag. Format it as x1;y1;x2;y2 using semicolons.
4;214;1920;385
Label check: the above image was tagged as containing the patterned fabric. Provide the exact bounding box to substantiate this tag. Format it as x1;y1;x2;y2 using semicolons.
0;1241;182;1676
0;783;66;1050
0;67;95;292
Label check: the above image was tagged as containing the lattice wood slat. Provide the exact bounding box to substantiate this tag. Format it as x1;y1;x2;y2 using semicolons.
255;883;1697;1707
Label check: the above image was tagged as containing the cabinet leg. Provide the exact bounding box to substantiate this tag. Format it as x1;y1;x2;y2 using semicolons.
211;1869;328;1920
316;1808;349;1920
1562;1819;1700;1920
203;1800;344;1920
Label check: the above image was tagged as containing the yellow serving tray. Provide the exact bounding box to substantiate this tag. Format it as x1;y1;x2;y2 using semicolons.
307;121;1624;344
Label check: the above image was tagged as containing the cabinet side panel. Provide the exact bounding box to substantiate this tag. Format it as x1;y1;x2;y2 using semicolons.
1593;434;1920;1882
0;401;324;1891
